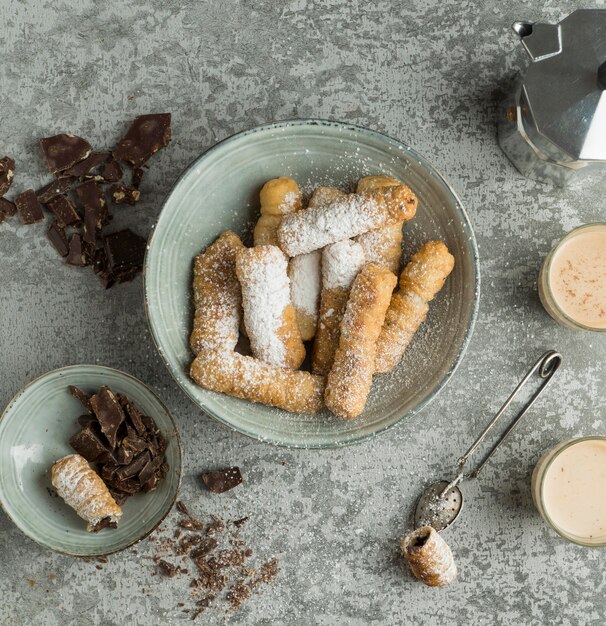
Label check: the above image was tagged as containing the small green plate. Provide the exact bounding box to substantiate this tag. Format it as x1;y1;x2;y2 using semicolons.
144;119;480;448
0;365;182;556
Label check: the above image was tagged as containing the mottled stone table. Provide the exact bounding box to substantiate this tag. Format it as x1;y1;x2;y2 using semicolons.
1;1;604;624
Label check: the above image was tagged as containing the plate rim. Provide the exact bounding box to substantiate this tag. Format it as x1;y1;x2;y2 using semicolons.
143;118;481;449
0;363;183;557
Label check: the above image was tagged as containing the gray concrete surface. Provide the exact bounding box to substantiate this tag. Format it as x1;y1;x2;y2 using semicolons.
1;1;605;624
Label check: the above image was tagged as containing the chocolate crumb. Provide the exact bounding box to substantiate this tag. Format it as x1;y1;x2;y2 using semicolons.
157;559;179;577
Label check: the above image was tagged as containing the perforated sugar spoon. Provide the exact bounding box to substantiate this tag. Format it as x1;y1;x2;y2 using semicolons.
414;350;562;532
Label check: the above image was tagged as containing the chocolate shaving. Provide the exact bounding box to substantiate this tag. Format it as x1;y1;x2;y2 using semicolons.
0;156;15;196
113;113;171;167
15;190;45;224
201;467;243;494
40;134;92;174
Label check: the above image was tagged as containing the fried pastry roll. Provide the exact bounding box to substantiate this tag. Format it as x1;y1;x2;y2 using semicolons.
354;176;405;273
253;177;302;247
307;186;348;208
312;239;366;375
324;263;397;419
236;245;305;369
277;183;417;257
401;526;458;587
288;251;322;341
375;241;455;374
51;454;122;532
190;231;244;355
190;350;324;413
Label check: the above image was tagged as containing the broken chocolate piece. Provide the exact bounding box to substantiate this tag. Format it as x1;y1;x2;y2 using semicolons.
47;195;80;227
15;190;45;224
99;160;123;183
83;206;101;244
115;451;151;481
157;560;179;577
90;386;125;449
0;197;17;217
111;183;140;205
201;467;243;494
113;113;171;167
74;179;108;214
60;151;109;179
103;228;146;282
0;156;15;196
65;233;92;266
40;134;92;174
77;414;95;428
69;424;115;464
46;222;69;257
68;385;93;411
36;177;74;203
132;167;144;188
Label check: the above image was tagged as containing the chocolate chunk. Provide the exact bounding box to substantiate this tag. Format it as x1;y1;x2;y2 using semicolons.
0;197;17;217
70;425;115;464
68;385;93;411
103;228;146;282
101;463;119;482
121;397;147;435
36;177;74;203
109;490;128;506
113;113;171;167
47;195;80;227
201;467;243;494
0;156;15;196
142;473;159;492
115;451;151;481
115;444;134;465
91;517;118;533
74;179;108;214
77;414;95;428
157;559;179;577
15;190;45;224
83;206;100;244
132;167;144;188
90;386;125;449
106;477;140;495
111;183;140;205
46;222;69;257
60;151;109;179
65;233;92;266
40;134;92;174
99;160;123;183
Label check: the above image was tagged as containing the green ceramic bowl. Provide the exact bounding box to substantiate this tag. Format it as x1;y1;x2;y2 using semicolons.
145;119;479;448
0;365;182;556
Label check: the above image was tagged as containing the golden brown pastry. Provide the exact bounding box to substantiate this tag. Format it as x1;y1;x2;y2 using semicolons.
324;263;397;419
277;184;417;257
401;526;458;587
355;176;405;273
236;245;305;370
190;231;244;355
253;177;302;247
191;350;324;413
312;239;366;375
51;454;122;532
375;241;455;374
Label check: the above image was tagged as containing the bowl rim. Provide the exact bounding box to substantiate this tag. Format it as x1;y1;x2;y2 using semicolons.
0;363;183;557
143;118;481;448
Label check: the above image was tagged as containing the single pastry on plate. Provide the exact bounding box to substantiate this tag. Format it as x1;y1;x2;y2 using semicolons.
236;245;305;370
190;350;324;413
190;230;244;355
51;454;122;532
277;181;417;256
354;175;405;273
401;526;457;587
312;239;366;375
324;263;397;419
253;177;302;246
375;240;454;374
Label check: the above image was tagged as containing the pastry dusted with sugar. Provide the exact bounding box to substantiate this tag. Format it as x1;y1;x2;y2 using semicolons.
324;263;397;419
51;454;122;532
277;181;417;257
312;239;366;375
288;251;321;341
236;245;305;370
253;177;302;247
401;526;457;587
375;240;454;374
191;350;324;413
354;175;406;273
307;185;348;208
190;231;244;355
